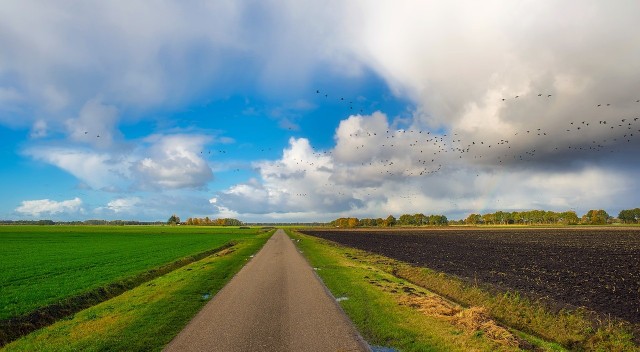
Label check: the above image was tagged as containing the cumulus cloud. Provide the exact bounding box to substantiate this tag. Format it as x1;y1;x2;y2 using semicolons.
132;134;213;189
5;1;640;221
24;147;130;190
0;0;350;131
214;137;364;216
15;197;83;217
4;1;639;141
105;197;141;213
25;133;215;191
346;1;640;166
0;1;244;117
214;112;638;220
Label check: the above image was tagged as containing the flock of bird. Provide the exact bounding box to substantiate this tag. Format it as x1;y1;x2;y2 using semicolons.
77;89;640;202
261;89;640;200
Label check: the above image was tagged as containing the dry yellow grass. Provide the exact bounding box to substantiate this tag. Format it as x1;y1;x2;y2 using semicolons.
397;294;518;348
397;293;459;317
451;307;518;347
353;246;638;351
365;270;520;348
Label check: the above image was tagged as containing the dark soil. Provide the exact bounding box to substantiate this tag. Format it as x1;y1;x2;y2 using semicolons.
300;227;640;324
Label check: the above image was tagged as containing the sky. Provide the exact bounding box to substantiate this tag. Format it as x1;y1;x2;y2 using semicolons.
1;0;640;222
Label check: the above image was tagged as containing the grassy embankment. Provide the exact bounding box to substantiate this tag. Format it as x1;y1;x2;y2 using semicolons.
287;229;639;352
0;225;267;346
3;228;273;351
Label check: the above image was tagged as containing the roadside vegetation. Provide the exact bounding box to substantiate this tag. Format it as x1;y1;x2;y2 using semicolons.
2;230;273;351
302;228;640;325
288;229;639;352
0;225;263;346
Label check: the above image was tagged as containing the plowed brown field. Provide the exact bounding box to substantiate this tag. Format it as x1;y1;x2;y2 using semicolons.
300;227;640;323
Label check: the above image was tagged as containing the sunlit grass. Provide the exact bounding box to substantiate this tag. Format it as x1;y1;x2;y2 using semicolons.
289;229;639;351
287;229;559;351
3;231;272;351
0;225;260;320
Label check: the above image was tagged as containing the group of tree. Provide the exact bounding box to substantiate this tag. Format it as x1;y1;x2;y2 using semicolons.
460;209;616;225
330;213;448;228
0;219;164;225
581;210;611;225
167;214;181;225
4;207;639;227
183;217;243;226
617;208;640;224
463;210;581;225
398;213;448;226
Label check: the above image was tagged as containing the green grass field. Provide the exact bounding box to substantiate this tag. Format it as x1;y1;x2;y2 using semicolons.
0;225;260;320
4;231;273;351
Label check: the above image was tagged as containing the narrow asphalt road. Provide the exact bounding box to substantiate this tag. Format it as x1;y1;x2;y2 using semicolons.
164;229;370;352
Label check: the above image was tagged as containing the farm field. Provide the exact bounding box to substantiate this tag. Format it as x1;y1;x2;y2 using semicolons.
287;229;568;351
300;227;640;324
0;225;260;321
3;231;272;352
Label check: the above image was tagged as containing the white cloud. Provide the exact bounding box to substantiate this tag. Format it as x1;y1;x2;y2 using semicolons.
132;134;213;189
5;1;640;221
345;1;640;161
214;137;363;216
24;147;129;190
3;2;639;140
25;133;215;191
105;197;141;213
0;0;354;133
0;1;244;114
15;197;83;217
214;112;637;221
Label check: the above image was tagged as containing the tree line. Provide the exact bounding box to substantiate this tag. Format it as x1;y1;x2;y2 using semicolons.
183;217;243;226
457;209;616;225
4;207;640;227
457;208;640;225
0;219;164;225
328;207;640;228
618;208;640;224
461;210;582;225
330;213;449;228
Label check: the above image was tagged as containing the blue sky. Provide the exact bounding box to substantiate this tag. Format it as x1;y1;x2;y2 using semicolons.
1;1;640;222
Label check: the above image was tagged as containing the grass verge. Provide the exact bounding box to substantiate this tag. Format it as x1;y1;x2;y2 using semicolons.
2;231;273;352
391;266;637;351
288;230;639;352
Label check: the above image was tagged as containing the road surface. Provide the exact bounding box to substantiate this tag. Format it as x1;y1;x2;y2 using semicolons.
164;229;370;352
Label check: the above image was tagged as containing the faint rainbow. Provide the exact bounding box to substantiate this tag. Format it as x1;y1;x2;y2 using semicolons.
472;170;505;215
